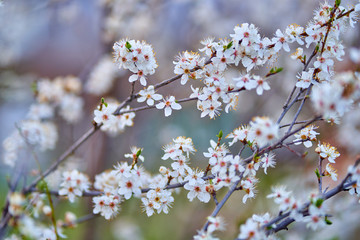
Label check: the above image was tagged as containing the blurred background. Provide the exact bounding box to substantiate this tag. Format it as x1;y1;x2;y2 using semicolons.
1;0;360;239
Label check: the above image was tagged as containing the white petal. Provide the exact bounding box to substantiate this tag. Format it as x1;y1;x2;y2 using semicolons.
171;102;182;110
146;98;154;106
129;74;138;82
140;76;147;86
156;102;165;109
164;107;172;117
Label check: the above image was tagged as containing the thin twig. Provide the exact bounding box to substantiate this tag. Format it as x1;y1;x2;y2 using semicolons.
61;213;97;228
318;156;324;194
285;86;312;135
24;126;99;193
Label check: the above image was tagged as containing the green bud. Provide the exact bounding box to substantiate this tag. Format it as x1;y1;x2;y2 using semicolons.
335;0;341;7
315;198;324;208
136;149;142;158
37;179;48;192
223;41;233;51
315;168;320;179
217;130;223;139
125;41;132;50
275;67;283;73
325;216;332;225
101;97;108;107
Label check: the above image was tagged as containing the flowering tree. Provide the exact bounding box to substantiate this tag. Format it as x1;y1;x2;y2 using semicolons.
1;0;360;239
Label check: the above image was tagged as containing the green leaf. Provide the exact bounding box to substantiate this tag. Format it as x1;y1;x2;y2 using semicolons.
217;130;223;139
275;67;283;73
269;67;283;74
335;0;341;7
223;41;233;50
315;198;324;208
101;97;108;107
325;216;333;225
125;41;132;50
136;149;142;157
315;168;320;179
37;179;48;192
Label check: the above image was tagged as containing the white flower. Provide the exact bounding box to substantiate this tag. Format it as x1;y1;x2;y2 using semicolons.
156;96;182;117
253;75;270;95
313;52;334;73
113;39;157;86
137;85;162;106
316;142;340;163
267;186;291;205
324;163;338;181
173;51;204;85
207;216;226;233
203;140;229;166
93;102;117;125
238;218;265;239
296;69;314;89
184;178;211;203
291;47;304;60
293;125;319;148
226;125;251;146
304;204;327;230
249;116;279;147
93;193;121;220
260;152;276;174
240;177;258;203
9;193;26;216
118;174;142;200
233;73;257;90
272;29;290;52
85;56;118;95
58;170;90;203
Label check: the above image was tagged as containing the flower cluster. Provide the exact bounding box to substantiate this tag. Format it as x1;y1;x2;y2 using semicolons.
4;1;360;239
193;216;225;240
226;117;279;149
85;55;119;95
141;184;174;217
173;51;205;85
93;190;122;220
293;125;319;148
8;192;26;217
114;162;145;200
161;136;196;180
266;186;331;232
226;125;250;146
315;142;340;181
113;39;157;86
2;77;85;167
316;142;340;163
311;72;360;123
93;101;135;135
248;116;279;147
58;170;91;203
237;214;274;240
36;76;84;124
6;192;74;239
